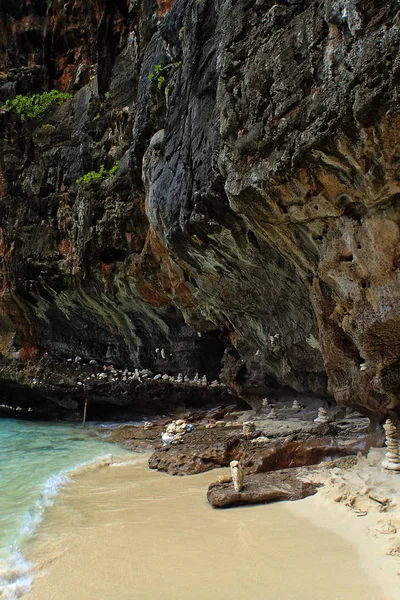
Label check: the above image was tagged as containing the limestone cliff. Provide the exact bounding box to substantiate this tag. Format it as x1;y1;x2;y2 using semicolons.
0;0;398;420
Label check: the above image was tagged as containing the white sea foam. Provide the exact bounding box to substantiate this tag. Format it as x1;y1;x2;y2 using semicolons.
109;457;144;468
0;549;32;600
0;453;123;599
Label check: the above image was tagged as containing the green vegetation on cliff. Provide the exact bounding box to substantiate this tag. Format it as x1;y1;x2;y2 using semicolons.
76;161;119;185
1;90;72;121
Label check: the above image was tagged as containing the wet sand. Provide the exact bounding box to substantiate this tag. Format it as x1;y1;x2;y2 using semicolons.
24;455;395;600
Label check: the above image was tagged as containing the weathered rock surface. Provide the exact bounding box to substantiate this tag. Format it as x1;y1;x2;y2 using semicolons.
148;417;382;475
0;1;399;419
207;468;320;508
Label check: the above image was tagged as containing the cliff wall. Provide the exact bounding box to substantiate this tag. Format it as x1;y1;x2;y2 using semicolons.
0;0;399;420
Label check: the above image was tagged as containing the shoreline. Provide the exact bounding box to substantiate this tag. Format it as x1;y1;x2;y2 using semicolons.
22;453;398;600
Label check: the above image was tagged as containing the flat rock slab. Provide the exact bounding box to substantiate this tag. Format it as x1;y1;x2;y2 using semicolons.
207;468;320;508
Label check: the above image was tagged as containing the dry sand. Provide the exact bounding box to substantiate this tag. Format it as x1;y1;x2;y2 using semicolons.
288;449;400;595
23;452;399;600
25;457;400;600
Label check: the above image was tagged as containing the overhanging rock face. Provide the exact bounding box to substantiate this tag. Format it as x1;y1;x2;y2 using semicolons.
0;0;398;419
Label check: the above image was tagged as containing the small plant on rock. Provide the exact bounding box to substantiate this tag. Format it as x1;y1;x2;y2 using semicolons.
1;90;72;121
148;63;177;96
76;161;119;185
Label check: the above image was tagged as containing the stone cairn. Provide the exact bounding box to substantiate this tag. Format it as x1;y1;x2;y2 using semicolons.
262;398;270;409
314;407;329;424
292;399;301;411
230;460;244;492
382;419;400;472
267;406;277;419
243;421;256;436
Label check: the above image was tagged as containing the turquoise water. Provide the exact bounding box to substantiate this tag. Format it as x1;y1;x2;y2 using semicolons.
0;418;132;599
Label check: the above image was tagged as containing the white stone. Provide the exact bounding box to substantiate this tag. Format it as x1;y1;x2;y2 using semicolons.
230;461;244;492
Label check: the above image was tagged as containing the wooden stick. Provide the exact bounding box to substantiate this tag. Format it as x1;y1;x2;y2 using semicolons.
368;495;388;506
82;399;88;428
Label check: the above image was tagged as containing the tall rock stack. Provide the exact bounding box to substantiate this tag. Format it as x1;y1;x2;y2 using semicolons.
382;420;400;472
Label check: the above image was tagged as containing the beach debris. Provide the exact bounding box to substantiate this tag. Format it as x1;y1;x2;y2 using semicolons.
162;432;175;445
359;362;367;371
143;421;153;430
82;399;88;427
314;407;329;424
292;399;302;410
153;373;162;380
251;436;270;444
267;407;278;419
243;421;256;436
382;419;400;472
161;420;194;445
230;460;244;492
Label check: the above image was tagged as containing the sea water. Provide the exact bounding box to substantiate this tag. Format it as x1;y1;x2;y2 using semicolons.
0;418;131;599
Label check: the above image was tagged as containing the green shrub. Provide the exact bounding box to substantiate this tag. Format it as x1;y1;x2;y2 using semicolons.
148;64;167;92
76;161;119;185
108;161;119;176
1;90;72;121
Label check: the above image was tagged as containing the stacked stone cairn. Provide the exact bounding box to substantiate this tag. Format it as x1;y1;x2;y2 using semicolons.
267;406;277;419
382;419;400;472
262;398;270;409
314;407;329;423
230;460;244;492
243;421;256;437
292;399;301;411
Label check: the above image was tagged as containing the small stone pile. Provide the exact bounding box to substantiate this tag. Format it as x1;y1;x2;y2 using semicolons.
230;460;244;492
314;407;329;424
243;421;256;436
382;419;400;472
292;400;301;411
161;419;194;445
267;407;277;419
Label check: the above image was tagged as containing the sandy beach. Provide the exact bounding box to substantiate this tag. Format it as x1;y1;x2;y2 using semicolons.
23;452;399;600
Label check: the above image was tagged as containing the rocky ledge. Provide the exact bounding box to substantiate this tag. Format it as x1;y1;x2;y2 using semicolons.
207;467;321;508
